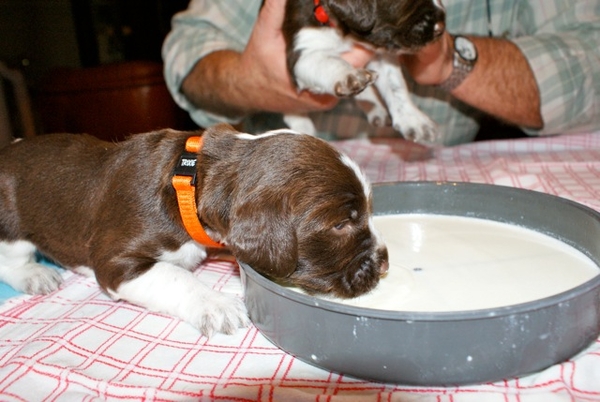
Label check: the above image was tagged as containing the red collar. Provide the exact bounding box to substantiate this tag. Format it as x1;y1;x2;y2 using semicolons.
172;136;224;248
313;0;331;25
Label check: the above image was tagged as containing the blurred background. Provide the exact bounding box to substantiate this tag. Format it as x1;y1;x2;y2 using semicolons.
0;0;525;147
0;0;193;146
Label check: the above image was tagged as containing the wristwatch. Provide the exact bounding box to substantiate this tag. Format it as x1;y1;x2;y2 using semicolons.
437;35;478;92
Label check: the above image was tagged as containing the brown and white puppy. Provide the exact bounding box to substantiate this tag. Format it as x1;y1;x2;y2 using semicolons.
0;124;388;337
281;0;446;143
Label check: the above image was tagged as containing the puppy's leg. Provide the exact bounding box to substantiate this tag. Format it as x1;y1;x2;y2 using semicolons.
292;27;375;96
107;262;249;337
0;240;62;295
369;57;440;143
355;85;390;127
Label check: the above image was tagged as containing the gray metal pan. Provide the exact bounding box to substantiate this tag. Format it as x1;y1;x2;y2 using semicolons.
240;182;600;385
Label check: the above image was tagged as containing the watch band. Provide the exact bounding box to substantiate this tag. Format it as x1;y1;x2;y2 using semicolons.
437;36;477;92
437;60;472;92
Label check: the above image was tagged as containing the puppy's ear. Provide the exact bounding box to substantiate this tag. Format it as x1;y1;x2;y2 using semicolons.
328;0;376;33
226;199;298;279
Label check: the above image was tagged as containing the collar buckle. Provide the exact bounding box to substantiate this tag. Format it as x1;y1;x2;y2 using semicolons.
174;152;198;186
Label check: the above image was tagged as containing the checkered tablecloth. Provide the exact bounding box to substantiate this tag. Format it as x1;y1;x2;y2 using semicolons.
1;132;600;401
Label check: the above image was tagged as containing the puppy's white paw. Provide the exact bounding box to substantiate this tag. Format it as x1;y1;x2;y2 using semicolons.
186;290;250;338
334;69;376;97
391;106;440;144
110;262;249;338
355;85;390;127
363;101;391;127
9;263;62;295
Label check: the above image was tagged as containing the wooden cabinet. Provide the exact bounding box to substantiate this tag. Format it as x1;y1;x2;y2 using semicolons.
34;61;189;142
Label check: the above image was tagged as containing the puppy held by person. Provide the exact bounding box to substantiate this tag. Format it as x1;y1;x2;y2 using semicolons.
282;0;446;143
0;124;388;336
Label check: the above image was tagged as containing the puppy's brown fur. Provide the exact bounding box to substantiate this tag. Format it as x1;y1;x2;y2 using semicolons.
0;124;388;335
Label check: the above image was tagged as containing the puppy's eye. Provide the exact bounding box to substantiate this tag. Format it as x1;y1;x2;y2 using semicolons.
334;220;349;231
333;210;358;231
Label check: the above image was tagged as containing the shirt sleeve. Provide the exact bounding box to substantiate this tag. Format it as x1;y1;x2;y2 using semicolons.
161;0;261;128
511;1;600;136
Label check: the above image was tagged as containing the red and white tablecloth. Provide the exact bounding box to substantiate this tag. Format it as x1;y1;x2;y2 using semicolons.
1;132;600;401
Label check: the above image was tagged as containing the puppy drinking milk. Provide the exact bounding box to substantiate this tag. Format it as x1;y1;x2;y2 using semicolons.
281;0;446;143
0;124;388;336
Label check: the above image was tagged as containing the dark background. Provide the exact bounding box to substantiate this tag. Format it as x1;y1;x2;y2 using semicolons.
0;0;193;141
0;0;189;86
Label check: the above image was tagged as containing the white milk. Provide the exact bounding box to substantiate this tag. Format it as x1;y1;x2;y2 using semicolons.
303;214;600;312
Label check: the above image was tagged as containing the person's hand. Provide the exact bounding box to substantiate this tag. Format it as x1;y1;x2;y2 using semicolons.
400;31;454;86
341;43;374;69
239;0;338;114
239;0;375;114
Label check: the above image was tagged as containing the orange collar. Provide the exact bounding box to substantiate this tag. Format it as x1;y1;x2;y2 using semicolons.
172;136;224;248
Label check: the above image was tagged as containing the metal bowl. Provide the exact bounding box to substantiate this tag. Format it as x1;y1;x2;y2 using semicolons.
239;182;600;386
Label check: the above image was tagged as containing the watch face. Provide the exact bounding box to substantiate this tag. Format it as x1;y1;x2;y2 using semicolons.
455;36;477;61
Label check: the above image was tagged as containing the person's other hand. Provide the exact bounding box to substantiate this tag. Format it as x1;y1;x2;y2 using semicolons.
400;31;453;86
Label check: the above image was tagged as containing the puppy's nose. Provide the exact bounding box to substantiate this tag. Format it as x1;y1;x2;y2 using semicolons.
434;21;445;38
379;259;389;276
376;246;389;276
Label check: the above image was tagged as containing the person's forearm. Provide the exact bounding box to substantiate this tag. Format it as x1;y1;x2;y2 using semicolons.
181;50;252;120
404;33;544;130
452;37;543;129
181;48;341;121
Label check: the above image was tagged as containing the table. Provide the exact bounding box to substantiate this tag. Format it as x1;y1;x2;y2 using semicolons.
1;132;599;401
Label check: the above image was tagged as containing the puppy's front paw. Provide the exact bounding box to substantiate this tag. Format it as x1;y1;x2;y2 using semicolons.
335;69;376;97
363;102;391;127
392;107;440;144
11;263;62;295
187;291;250;338
111;263;250;338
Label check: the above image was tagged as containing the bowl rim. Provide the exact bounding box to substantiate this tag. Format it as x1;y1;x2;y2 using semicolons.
240;181;600;322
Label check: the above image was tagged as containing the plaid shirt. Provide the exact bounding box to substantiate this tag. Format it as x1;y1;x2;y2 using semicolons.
163;0;600;145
